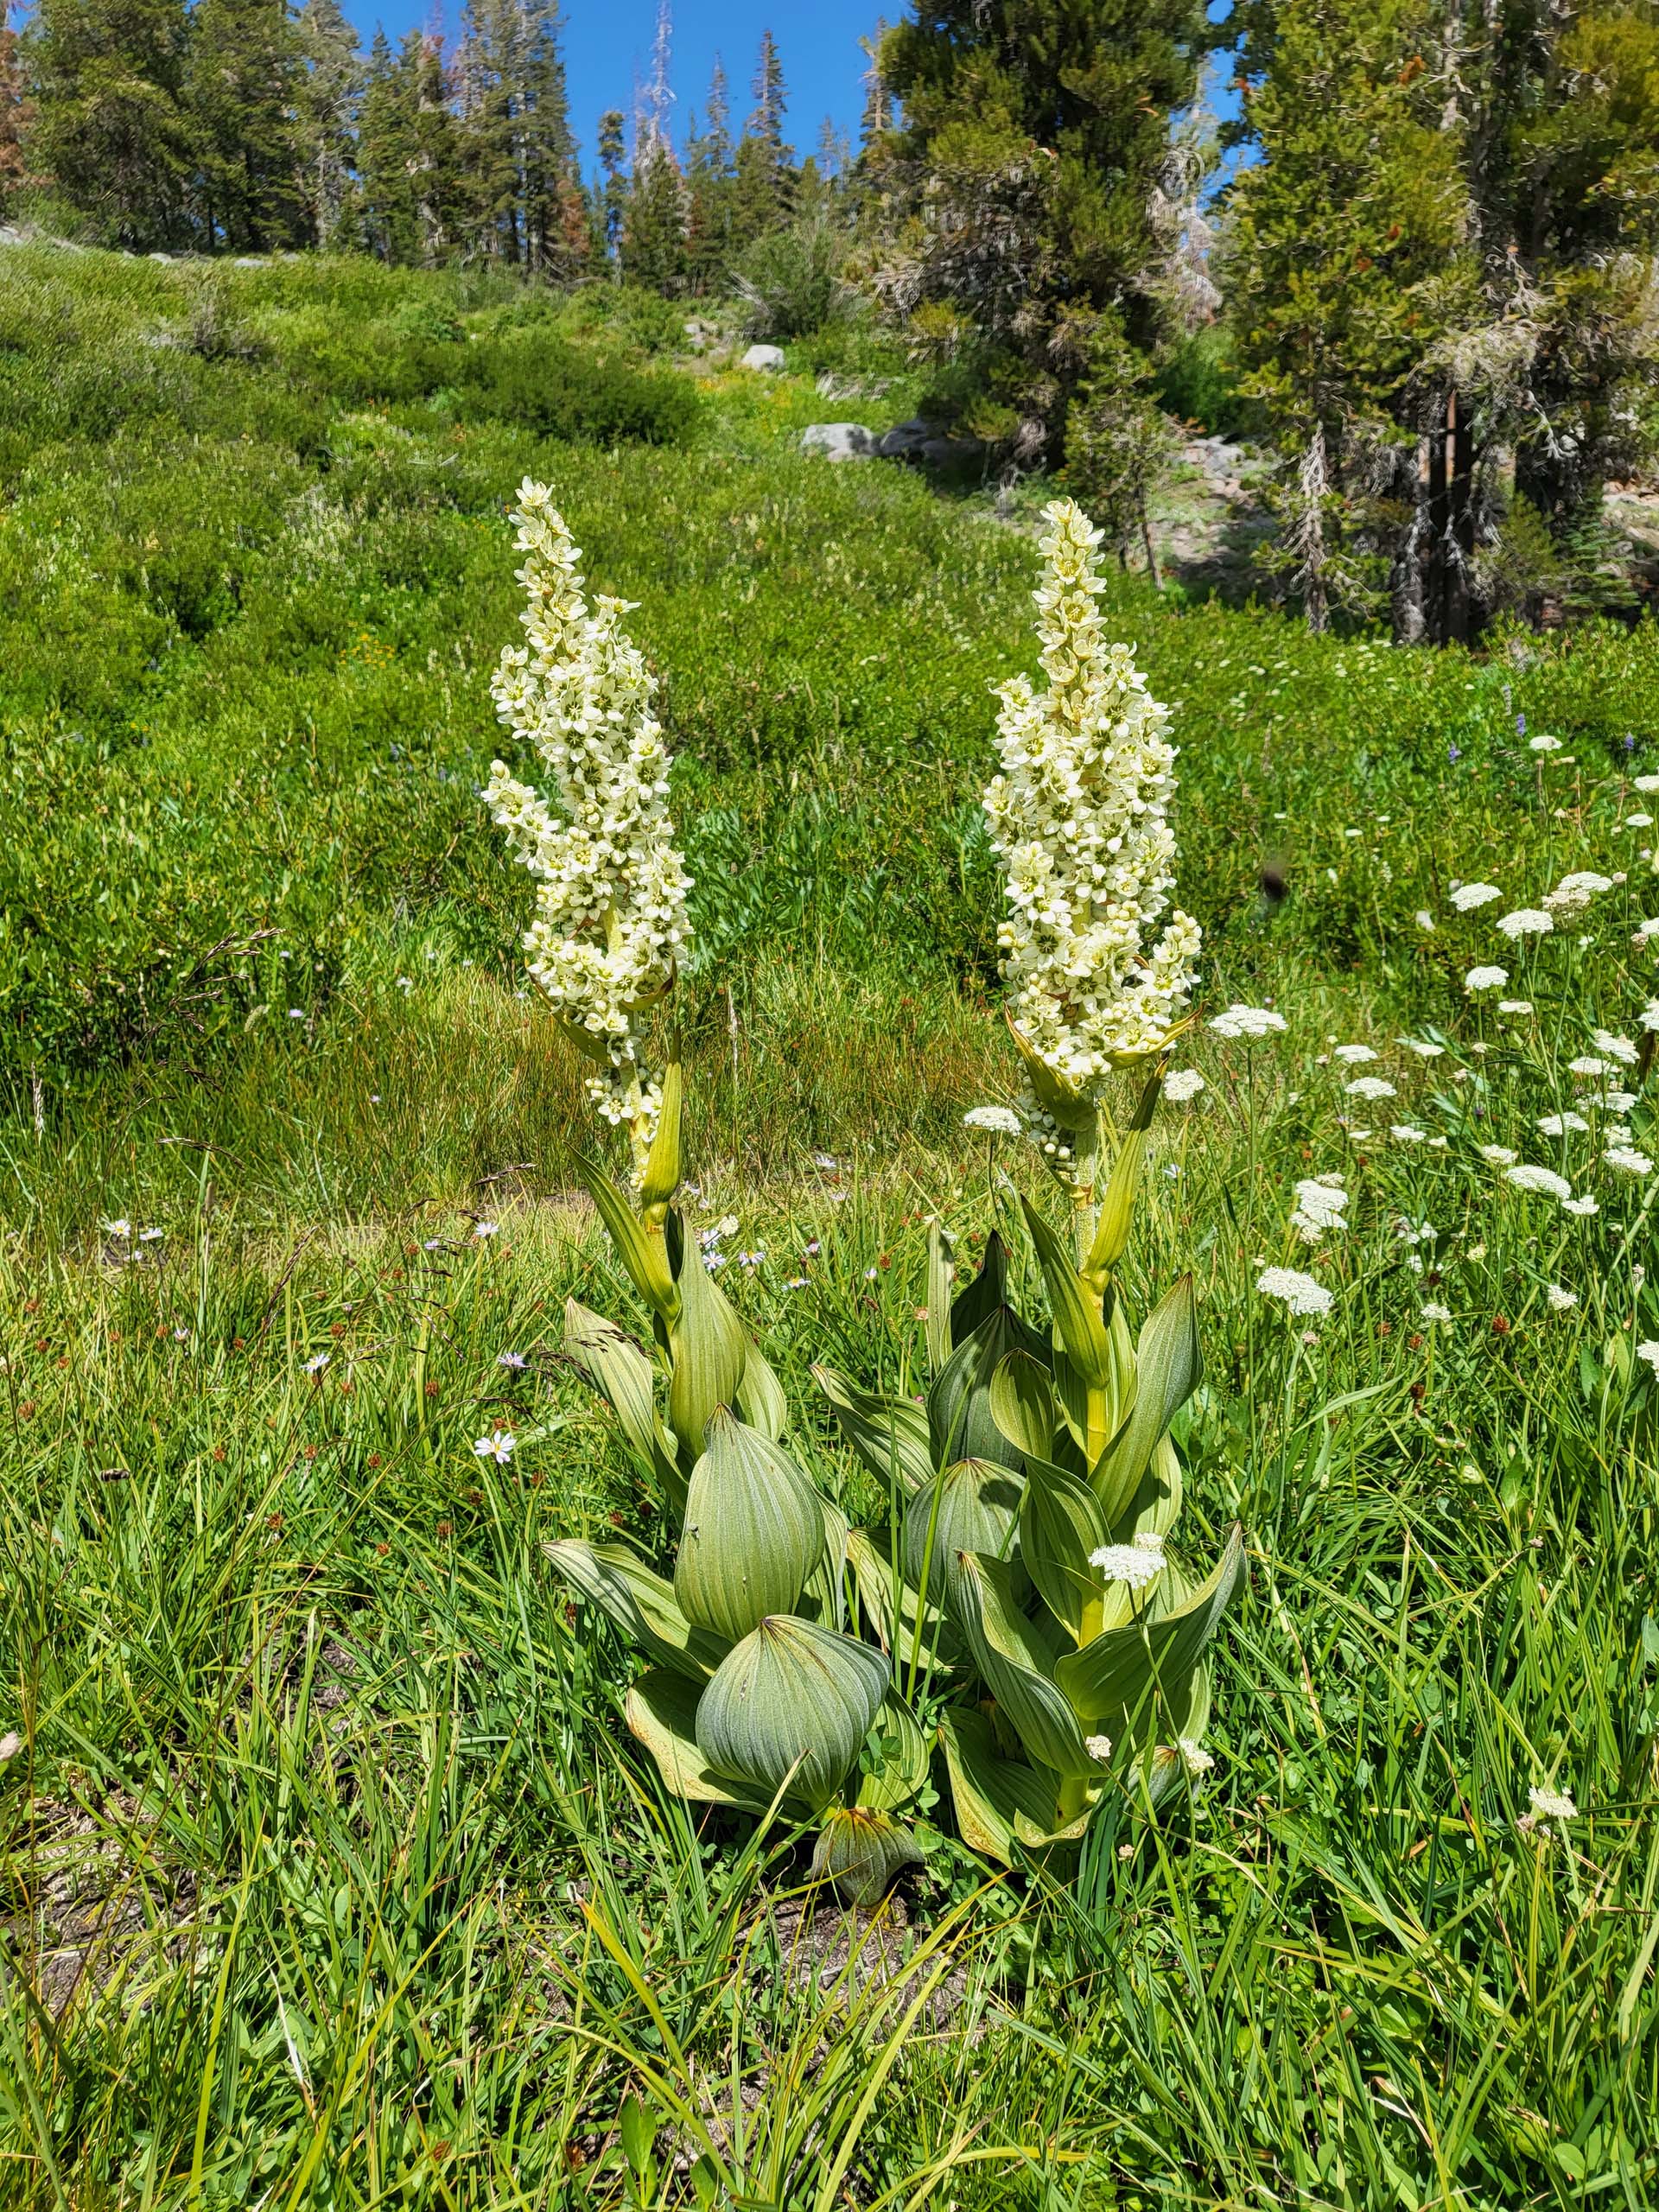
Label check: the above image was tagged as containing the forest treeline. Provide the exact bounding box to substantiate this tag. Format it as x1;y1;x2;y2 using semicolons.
3;0;1658;642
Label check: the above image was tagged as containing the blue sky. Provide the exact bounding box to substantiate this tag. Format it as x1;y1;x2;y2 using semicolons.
343;2;881;171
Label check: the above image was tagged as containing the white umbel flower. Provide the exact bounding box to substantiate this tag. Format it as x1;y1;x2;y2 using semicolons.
1450;882;1503;911
1257;1266;1333;1316
1496;910;1553;939
1504;1164;1573;1201
984;499;1201;1128
1089;1532;1166;1590
1527;1783;1577;1821
1163;1066;1205;1102
1210;1003;1287;1039
483;484;692;1178
1465;965;1509;992
1290;1175;1348;1244
963;1104;1022;1135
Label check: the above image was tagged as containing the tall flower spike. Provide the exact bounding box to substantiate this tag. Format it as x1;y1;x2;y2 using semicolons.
483;482;692;1182
983;499;1201;1147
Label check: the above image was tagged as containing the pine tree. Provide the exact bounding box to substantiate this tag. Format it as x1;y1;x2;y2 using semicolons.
295;0;359;250
594;105;627;268
683;54;734;290
409;30;464;263
872;1;1212;462
732;27;790;245
0;0;36;204
857;18;891;149
24;0;194;248
623;135;687;290
357;27;417;260
187;0;307;250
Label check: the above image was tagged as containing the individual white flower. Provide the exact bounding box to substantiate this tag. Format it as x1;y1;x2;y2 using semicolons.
1480;1145;1518;1166
497;1350;527;1369
1496;910;1553;939
1546;1284;1578;1312
1257;1266;1334;1316
1544;871;1612;918
303;1352;330;1375
1635;774;1659;794
1529;734;1561;753
1504;1164;1573;1201
1084;1733;1114;1763
1421;1302;1452;1324
473;1432;517;1464
1400;1039;1445;1058
963;1104;1023;1135
1176;1738;1215;1776
1392;1122;1432;1143
1605;1147;1653;1176
1568;1057;1611;1078
1465;965;1509;992
1088;1532;1166;1591
1561;1193;1599;1217
474;1220;500;1238
1592;1030;1640;1066
1536;1112;1589;1137
1626;813;1654;829
1528;1784;1576;1821
1497;1000;1532;1015
1332;1044;1378;1064
484;484;693;1181
1210;1003;1287;1039
1637;1340;1659;1378
1162;1066;1205;1102
104;1217;132;1239
1344;1076;1396;1101
1633;918;1659;950
1290;1176;1348;1243
1592;1089;1639;1114
139;1228;164;1243
1415;909;1436;932
984;499;1200;1130
1450;882;1503;912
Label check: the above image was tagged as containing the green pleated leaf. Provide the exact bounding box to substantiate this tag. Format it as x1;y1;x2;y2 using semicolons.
938;1707;1063;1867
734;1338;788;1441
666;1242;750;1463
903;1457;1024;1611
844;1527;958;1669
1053;1524;1245;1726
925;1221;955;1377
579;1160;679;1320
1020;1198;1113;1387
563;1299;683;1510
674;1409;825;1641
798;1497;851;1631
928;1305;1041;1471
637;1062;683;1219
696;1616;891;1814
956;1551;1096;1779
813;1366;933;1495
1081;1071;1160;1287
1092;1276;1203;1526
810;1808;925;1906
625;1669;770;1809
1020;1452;1110;1645
544;1538;730;1682
855;1690;931;1811
948;1229;1009;1345
989;1350;1059;1462
1111;1431;1184;1548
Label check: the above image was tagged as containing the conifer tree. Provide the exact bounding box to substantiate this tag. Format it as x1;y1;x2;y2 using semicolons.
295;0;360;249
683;54;734;290
186;0;306;250
25;0;194;247
732;27;790;245
594;105;627;268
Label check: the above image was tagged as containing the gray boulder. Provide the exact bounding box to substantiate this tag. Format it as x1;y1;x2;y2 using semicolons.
800;423;876;462
875;416;939;460
740;343;787;372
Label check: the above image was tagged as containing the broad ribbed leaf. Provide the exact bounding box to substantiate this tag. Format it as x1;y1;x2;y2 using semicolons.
675;1409;825;1640
626;1669;770;1808
989;1351;1058;1462
928;1306;1039;1471
544;1538;729;1681
925;1222;954;1377
1020;1198;1112;1386
938;1707;1063;1867
956;1551;1096;1779
798;1497;851;1631
1081;1071;1160;1287
1111;1431;1184;1548
1093;1276;1203;1526
734;1338;787;1441
638;1063;683;1219
1054;1524;1245;1725
948;1229;1009;1344
563;1299;682;1508
666;1243;749;1462
903;1457;1023;1611
696;1616;890;1813
855;1690;931;1811
814;1366;933;1494
579;1160;679;1319
810;1808;924;1905
844;1527;957;1669
1020;1452;1110;1644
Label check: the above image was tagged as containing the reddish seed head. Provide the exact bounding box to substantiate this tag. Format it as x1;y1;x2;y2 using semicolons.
213;1446;226;1462
1492;1315;1511;1336
376;1541;390;1556
1376;1321;1392;1338
1409;1381;1426;1402
423;1380;439;1397
1408;1332;1423;1351
436;1520;452;1538
267;1513;284;1531
367;1452;382;1468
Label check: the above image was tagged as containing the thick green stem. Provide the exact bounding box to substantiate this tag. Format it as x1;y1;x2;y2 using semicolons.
1071;1110;1104;1269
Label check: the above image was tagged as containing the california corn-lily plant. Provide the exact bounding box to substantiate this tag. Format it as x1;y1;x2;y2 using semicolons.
480;487;929;1900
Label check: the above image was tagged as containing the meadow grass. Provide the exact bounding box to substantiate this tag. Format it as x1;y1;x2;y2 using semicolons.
3;246;1659;2207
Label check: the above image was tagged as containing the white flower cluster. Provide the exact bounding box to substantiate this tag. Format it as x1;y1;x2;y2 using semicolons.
984;499;1201;1133
1290;1174;1348;1244
482;483;692;1166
